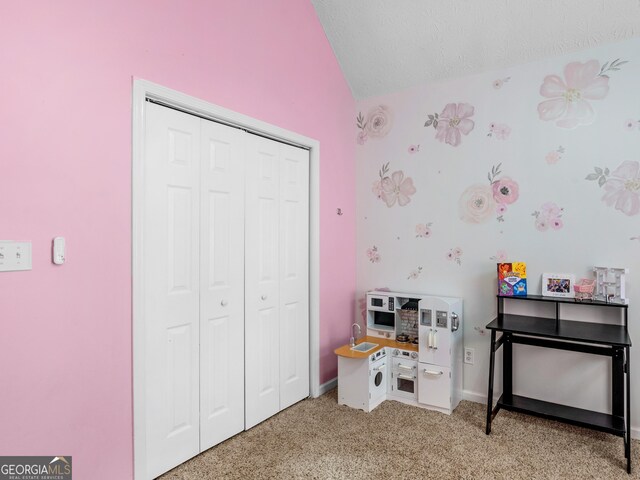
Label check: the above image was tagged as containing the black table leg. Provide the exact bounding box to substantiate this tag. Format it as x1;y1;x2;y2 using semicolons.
626;346;631;474
503;333;512;400
486;329;497;435
613;348;624;419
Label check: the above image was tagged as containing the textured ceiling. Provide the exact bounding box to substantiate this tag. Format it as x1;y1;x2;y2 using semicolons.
311;0;640;100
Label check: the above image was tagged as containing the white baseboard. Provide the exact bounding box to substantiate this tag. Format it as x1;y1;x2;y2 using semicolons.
462;389;491;405
462;389;640;440
317;377;337;396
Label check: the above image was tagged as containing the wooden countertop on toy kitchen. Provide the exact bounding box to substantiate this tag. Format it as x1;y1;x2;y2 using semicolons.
334;336;418;359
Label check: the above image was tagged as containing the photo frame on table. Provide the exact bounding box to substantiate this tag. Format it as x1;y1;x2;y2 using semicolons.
541;273;576;298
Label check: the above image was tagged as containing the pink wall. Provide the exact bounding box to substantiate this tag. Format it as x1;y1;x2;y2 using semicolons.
0;1;355;478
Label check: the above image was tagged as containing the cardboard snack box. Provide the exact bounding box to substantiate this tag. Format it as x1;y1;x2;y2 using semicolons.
498;262;527;296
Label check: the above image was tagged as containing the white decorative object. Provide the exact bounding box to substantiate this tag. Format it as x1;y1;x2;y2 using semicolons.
541;273;576;298
593;266;629;304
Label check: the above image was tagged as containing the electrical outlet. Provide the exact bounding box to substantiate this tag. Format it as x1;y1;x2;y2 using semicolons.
464;347;474;365
0;241;32;272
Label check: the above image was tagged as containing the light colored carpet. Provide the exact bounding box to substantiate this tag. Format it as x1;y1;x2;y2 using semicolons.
160;389;639;479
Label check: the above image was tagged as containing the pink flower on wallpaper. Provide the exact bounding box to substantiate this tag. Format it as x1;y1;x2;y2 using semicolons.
407;266;423;280
625;119;640;131
537;60;610;129
532;202;564;232
462;163;519;224
381;171;416;207
490;250;509;262
416;223;433;238
492;177;519;205
436;103;475;146
546;151;561;164
545;146;565;165
535;217;549;232
446;247;463;266
374;163;416;208
366;245;381;263
365;105;394;138
541;202;563;218
535;217;549;231
601;161;640;216
487;123;511;140
372;180;384;199
459;184;495;223
550;218;564;230
425;103;475;147
408;144;420;154
356;106;393;144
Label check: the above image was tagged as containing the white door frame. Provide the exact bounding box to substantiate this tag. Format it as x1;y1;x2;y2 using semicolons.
132;78;321;479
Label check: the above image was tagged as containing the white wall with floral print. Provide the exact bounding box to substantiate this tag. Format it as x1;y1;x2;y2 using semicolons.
355;38;640;426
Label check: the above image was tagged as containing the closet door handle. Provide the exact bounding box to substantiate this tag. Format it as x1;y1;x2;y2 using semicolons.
261;295;267;301
424;369;443;376
221;300;228;307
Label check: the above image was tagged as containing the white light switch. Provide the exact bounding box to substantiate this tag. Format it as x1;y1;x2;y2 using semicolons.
53;237;65;265
0;241;32;272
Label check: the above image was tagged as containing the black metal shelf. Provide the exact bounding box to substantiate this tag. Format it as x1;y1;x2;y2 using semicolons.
486;314;632;347
497;294;628;309
486;293;632;474
497;394;625;436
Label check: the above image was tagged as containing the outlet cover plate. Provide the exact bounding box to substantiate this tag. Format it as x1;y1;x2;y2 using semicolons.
464;347;474;365
0;241;32;272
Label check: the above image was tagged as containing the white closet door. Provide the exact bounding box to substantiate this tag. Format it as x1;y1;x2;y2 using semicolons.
245;134;281;429
245;136;310;428
144;102;201;479
279;144;310;409
199;121;245;450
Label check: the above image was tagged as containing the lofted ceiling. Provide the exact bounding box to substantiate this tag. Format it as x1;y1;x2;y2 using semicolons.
311;0;640;100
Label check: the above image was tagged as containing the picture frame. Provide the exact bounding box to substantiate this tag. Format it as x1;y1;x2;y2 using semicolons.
541;273;576;298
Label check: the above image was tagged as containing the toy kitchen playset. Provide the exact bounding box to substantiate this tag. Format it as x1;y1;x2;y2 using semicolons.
335;291;463;415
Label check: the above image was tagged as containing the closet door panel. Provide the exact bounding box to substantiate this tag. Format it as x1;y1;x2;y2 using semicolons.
245;135;281;429
279;145;310;409
199;121;245;450
144;102;200;479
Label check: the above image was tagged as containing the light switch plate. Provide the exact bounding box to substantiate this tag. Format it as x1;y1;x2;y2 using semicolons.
0;241;32;272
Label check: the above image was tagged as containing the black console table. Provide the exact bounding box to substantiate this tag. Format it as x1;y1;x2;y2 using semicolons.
485;294;632;473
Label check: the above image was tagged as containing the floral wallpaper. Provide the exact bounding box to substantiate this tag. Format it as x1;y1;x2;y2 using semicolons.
355;38;640;409
459;164;520;223
536;59;621;128
372;162;416;207
424;102;475;146
586;161;640;216
356;105;394;144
